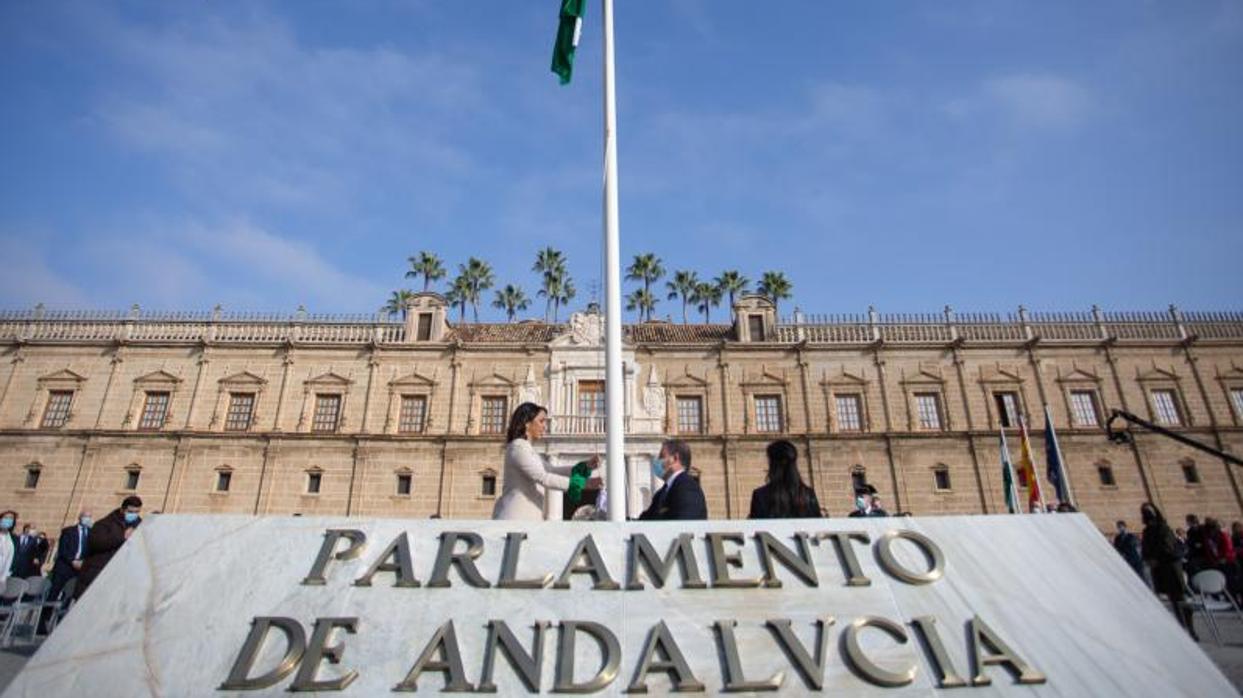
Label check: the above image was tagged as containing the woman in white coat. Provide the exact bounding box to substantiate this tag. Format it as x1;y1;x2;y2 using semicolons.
492;403;598;521
0;510;16;585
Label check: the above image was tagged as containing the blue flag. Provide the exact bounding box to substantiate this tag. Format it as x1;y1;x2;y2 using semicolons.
1044;404;1071;504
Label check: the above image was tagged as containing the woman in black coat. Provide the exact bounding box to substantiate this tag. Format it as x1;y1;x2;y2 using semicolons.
1141;502;1197;640
749;440;823;519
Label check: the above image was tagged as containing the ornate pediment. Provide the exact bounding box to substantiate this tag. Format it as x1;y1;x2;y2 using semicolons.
305;371;353;387
1136;365;1179;382
821;366;868;386
37;368;87;384
134;369;182;385
902;363;945;383
978;364;1024;384
665;365;709;387
1057;365;1101;382
218;371;266;387
470;367;517;388
741;364;787;386
389;369;437;388
551;311;603;347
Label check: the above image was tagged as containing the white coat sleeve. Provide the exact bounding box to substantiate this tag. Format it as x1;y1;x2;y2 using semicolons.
512;442;572;491
0;539;11;584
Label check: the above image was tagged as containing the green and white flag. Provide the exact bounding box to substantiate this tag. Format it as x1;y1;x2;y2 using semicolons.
1000;429;1019;514
551;0;586;84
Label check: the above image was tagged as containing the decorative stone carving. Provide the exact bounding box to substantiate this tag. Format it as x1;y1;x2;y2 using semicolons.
568;311;603;346
642;366;665;418
520;364;542;404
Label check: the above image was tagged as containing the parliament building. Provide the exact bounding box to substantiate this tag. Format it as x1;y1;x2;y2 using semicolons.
2;294;1242;534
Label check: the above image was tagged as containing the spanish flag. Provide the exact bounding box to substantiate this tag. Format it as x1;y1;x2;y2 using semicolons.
1017;416;1046;512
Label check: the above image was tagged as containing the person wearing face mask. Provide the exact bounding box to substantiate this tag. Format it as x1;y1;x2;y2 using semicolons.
0;510;17;586
41;510;92;630
848;483;888;518
1140;502;1197;640
12;523;47;578
75;497;142;602
637;439;707;520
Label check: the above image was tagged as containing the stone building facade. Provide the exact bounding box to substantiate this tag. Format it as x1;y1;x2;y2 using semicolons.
2;295;1242;535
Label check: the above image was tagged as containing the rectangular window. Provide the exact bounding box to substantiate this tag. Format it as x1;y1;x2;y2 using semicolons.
578;381;605;416
307;472;322;494
480;396;508;434
125;470;141;491
416;313;433;341
835;394;863;431
754;395;783;432
1151;389;1182;426
41;390;74;429
1070;390;1100;427
138;392;170;430
748;315;766;341
934;468;952;491
225;393;255;432
24;468;40;490
397;473;412;496
994;392;1020;428
481;473;497;497
399;395;428;434
915;393;942;430
676;396;704;434
1232;388;1243;421
1182;462;1200;485
312;394;341;433
216;471;232;492
1097;465;1116;487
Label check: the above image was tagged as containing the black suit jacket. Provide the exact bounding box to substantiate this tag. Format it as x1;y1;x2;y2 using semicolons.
11;534;45;578
638;471;708;520
748;483;822;519
52;524;89;577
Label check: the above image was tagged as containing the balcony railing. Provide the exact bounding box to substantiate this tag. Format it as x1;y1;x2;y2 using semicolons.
546;413;663;436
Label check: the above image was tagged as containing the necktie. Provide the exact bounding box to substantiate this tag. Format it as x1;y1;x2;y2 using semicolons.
77;527;85;559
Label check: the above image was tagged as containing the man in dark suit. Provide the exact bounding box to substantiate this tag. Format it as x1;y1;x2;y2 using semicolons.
848;483;889;518
11;524;47;578
638;440;708;520
41;510;91;627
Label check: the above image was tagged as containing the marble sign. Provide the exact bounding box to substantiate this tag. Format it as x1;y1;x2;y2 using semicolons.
4;514;1234;696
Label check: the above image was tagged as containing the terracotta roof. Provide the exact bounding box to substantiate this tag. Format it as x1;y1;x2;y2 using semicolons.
447;323;564;343
445;321;735;344
626;323;733;343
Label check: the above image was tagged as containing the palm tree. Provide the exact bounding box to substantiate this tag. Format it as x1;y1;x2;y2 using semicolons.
665;270;700;324
714;270;750;320
625;288;656;322
625;253;664;321
758;271;793;317
541;270;575;323
692;281;723;323
491;285;530;322
444;275;472;322
382;289;418;320
532;247;567;321
405;251;446;292
458;257;495;322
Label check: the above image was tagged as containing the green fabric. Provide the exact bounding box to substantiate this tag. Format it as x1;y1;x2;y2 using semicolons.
566;461;591;505
551;0;585;85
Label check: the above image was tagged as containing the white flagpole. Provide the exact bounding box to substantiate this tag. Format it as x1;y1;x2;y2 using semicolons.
602;0;626;521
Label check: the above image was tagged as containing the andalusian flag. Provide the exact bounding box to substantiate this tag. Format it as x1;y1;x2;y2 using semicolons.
551;0;586;84
1017;417;1046;512
1000;430;1020;514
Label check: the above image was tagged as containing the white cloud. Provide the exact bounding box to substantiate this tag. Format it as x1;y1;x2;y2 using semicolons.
983;73;1093;129
0;236;88;308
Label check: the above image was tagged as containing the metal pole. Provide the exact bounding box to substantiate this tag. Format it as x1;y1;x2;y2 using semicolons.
602;0;626;521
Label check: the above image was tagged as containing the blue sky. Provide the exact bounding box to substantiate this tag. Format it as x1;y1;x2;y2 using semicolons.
1;1;1240;320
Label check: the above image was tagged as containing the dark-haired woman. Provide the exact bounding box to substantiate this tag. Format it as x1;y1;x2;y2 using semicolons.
1141;502;1197;640
748;440;822;519
0;510;16;585
492;402;598;521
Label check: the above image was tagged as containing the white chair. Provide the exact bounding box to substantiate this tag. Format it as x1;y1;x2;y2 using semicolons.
1189;569;1243;645
0;578;31;647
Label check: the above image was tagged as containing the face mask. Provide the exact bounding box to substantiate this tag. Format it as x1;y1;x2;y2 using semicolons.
855;496;868;512
651;457;665;480
80;517;93;528
0;518;12;530
124;512;140;525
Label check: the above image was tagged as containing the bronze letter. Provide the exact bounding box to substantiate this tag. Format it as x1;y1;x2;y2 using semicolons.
754;532;818;588
219;616;307;690
909;616;967;688
427;531;492;588
626;620;705;693
626;533;706;590
552;621;621;693
842;616;917;687
478;620;549;692
290;617;359;692
394;621;475;692
813;531;871;587
714;619;783;691
302;529;366;586
968;615;1047;686
553;534;620;590
497;532;553;589
353;532;420;588
874;529;945;585
706;533;762;588
766;618;834;691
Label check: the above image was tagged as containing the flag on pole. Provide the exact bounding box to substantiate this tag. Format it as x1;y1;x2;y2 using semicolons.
551;0;586;84
1017;416;1046;512
1043;404;1072;506
999;429;1020;514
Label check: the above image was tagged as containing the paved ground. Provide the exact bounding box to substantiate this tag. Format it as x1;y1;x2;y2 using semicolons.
2;612;1243;693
